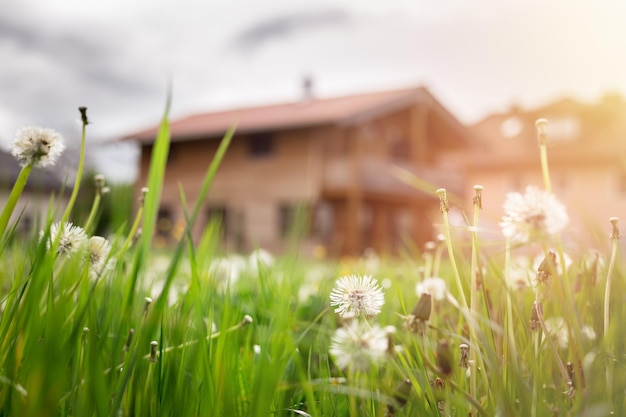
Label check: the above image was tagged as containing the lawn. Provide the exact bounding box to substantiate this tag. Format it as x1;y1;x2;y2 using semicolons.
0;108;623;417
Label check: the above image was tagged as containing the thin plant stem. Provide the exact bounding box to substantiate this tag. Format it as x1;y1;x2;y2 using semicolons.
539;144;552;193
83;192;101;234
503;236;519;375
531;330;540;417
604;217;620;405
61;108;89;225
120;203;144;256
0;164;33;239
469;185;483;413
436;188;468;310
535;118;552;193
535;300;572;388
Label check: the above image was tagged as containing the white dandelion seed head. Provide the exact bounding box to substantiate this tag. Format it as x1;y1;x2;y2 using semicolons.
543;317;596;349
88;236;114;277
505;257;534;291
209;255;246;286
416;277;447;301
329;321;388;371
248;248;274;271
329;274;385;318
499;186;569;244
41;222;88;256
10;126;65;168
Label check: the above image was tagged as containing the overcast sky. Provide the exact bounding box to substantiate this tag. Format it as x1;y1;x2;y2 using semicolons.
2;0;626;182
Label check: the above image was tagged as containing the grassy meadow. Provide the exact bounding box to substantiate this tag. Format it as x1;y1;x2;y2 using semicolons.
0;107;624;417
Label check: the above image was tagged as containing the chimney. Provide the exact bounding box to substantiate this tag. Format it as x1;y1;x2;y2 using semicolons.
302;75;314;102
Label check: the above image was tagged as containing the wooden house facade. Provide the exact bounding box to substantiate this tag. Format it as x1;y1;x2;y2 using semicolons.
124;87;473;256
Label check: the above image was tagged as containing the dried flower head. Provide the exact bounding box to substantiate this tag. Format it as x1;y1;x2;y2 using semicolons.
11;126;65;168
41;222;88;256
436;340;453;376
459;343;470;369
330;274;385;318
436;188;449;213
499;186;569;244
609;217;621;240
530;301;542;332
329;320;388;371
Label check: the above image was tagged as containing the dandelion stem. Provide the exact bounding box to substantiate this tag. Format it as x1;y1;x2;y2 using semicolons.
0;164;32;238
503;236;519;376
104;315;253;374
61;108;89;225
535;300;572;388
436;188;468;310
539;145;552;193
469;185;483;411
120;205;144;255
531;330;540;417
83;192;101;234
535;118;552;193
604;217;620;405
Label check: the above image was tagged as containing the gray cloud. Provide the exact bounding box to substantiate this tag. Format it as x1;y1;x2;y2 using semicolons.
231;7;351;51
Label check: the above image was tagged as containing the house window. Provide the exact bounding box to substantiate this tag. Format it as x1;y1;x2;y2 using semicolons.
206;205;229;237
548;117;580;141
248;133;275;158
500;117;523;139
314;201;334;240
278;203;311;238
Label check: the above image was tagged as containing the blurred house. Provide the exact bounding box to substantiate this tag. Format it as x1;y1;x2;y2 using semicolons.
468;93;626;249
0;149;69;235
122;86;474;256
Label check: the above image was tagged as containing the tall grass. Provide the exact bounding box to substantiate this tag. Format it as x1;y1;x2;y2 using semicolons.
0;106;623;417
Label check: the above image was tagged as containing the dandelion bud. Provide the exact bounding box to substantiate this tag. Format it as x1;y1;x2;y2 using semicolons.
385;326;397;355
412;293;432;322
567;360;585;390
144;297;152;313
82;327;90;341
94;174;105;188
530;301;542;332
459;343;469;368
472;185;483;209
79;106;89;125
536;251;557;284
242;314;254;325
436;340;453;376
436;188;449;213
386;378;412;417
430;377;446;404
140;187;149;206
609;217;621;240
124;328;135;352
149;341;158;362
535;118;549;145
424;241;436;251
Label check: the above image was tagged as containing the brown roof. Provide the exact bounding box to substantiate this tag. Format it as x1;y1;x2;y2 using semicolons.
122;86;471;144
